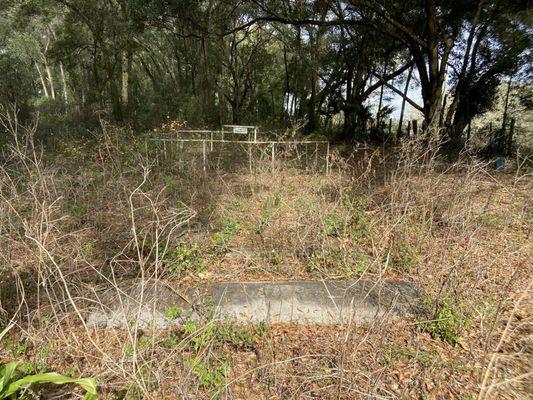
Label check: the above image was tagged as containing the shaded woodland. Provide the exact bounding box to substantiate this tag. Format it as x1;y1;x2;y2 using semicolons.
0;0;531;151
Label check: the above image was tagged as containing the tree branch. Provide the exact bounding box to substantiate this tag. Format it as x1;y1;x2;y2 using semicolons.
372;71;424;112
363;59;415;97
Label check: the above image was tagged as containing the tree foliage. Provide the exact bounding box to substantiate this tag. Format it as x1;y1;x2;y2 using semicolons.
0;0;530;145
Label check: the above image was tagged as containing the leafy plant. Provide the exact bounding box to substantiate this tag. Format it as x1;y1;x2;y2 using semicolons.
216;321;262;350
163;242;205;276
182;317;263;354
188;358;228;393
125;335;151;357
346;197;370;241
391;238;420;272
211;220;241;248
0;324;98;399
307;247;364;278
68;203;88;220
3;338;28;358
324;213;348;237
254;210;271;234
165;304;183;320
419;299;467;346
85;242;95;256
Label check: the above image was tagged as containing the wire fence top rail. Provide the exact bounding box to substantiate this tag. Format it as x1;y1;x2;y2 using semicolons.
146;138;330;144
222;125;257;129
167;129;215;133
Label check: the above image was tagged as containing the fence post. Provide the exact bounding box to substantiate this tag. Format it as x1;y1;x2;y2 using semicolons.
305;143;308;170
326;142;330;175
178;141;182;171
315;142;318;169
175;139;179;169
412;120;418;137
202;140;207;172
271;143;275;171
249;142;252;173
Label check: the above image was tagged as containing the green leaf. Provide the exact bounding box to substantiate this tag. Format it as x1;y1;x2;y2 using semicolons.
0;361;19;394
2;373;97;399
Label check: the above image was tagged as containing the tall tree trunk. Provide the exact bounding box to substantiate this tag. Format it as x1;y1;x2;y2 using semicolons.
49;27;68;105
307;78;318;131
444;0;485;131
499;77;513;153
59;61;68;104
231;98;240;124
283;44;290;121
44;61;55;99
376;62;387;128
306;27;321;132
342;64;355;139
121;49;130;115
417;0;453;134
35;63;49;98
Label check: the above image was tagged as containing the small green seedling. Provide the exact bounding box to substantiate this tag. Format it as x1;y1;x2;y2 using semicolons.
165;305;183;320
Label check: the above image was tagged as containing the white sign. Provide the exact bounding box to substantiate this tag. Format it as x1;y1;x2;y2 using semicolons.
233;126;248;134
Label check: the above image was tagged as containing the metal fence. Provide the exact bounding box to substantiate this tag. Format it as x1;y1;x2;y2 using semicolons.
145;136;330;174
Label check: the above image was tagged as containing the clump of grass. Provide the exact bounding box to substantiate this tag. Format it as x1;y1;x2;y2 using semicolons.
390;237;420;272
307;248;367;278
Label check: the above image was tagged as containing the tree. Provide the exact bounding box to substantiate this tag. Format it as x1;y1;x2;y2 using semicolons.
444;0;531;145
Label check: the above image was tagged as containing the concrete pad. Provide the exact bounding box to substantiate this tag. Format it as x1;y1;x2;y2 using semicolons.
86;280;424;328
194;280;423;324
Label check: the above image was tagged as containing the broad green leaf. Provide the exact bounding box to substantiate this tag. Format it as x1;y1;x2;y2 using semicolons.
0;361;19;394
3;373;97;399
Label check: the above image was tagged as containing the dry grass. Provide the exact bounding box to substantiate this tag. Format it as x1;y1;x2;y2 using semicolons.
0;112;531;399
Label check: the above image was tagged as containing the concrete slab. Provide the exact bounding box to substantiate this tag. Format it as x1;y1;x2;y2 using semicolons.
86;280;424;328
193;280;423;324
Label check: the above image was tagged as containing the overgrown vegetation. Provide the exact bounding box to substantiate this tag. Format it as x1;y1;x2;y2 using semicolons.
0;75;531;399
0;4;531;400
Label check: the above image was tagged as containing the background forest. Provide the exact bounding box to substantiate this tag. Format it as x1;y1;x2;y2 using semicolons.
0;0;531;151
